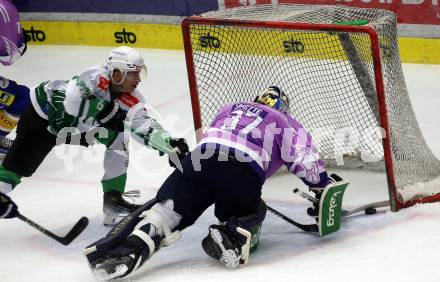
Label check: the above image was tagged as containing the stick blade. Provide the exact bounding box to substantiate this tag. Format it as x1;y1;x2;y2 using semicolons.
58;217;89;245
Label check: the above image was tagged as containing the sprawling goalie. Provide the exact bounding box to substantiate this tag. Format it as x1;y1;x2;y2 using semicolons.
84;86;344;280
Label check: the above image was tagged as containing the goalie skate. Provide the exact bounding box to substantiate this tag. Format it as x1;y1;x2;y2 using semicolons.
202;225;251;269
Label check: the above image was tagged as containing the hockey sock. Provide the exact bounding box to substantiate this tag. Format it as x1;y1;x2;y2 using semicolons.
0;166;21;190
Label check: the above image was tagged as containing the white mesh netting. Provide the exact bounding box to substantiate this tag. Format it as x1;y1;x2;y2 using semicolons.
184;4;440;208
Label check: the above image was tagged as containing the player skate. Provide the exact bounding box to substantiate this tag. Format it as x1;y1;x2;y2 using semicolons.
103;190;141;226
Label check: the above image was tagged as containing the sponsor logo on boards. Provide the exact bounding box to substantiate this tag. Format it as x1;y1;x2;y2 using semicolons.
24;27;46;42
115;28;137;44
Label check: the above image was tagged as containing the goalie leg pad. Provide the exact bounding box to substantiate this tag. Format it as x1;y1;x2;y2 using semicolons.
136;199;183;247
86;199;183;280
84;198;158;264
91;225;163;280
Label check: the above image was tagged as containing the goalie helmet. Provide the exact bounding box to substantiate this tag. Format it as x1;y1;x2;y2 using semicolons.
254;86;290;113
107;46;147;84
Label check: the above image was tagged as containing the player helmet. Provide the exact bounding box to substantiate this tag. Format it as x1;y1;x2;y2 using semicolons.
254;86;290;113
107;46;147;84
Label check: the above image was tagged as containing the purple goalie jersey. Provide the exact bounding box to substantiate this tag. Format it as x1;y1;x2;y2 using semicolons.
198;102;328;187
0;0;26;66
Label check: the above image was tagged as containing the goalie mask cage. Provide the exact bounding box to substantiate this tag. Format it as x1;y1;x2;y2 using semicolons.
181;4;440;212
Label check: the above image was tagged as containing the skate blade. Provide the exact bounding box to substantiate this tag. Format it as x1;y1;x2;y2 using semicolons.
220;249;240;269
209;228;240;269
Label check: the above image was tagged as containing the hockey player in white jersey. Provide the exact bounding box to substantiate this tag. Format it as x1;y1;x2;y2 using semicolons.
0;46;189;225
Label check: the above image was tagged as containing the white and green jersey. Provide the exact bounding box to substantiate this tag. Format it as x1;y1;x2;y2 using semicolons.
28;65;172;193
29;65;165;142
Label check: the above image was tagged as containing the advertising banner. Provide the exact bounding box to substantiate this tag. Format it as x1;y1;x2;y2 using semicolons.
15;0;219;16
21;21;183;50
223;0;440;25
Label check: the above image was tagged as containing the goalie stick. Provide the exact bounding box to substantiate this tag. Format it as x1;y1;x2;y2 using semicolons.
292;188;389;217
341;200;389;216
267;205;319;233
268;181;348;236
18;213;89;245
268;195;388;234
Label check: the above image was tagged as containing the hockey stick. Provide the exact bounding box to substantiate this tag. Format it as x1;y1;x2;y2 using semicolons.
341;200;389;217
267;205;318;233
17;213;89;245
293;188;389;216
268;200;389;234
268;185;388;233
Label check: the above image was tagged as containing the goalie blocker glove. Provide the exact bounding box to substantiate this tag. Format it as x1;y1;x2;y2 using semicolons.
0;191;18;219
307;173;343;217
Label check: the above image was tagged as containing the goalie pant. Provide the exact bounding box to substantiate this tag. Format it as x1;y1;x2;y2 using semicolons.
85;148;268;272
156;147;265;229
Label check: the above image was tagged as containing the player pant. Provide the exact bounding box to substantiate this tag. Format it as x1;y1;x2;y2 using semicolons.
3;105;56;176
3;105;97;177
156;149;264;230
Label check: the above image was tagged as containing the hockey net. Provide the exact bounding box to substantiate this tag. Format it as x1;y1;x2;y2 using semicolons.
181;4;440;211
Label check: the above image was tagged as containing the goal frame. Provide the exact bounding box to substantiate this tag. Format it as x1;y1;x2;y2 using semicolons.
181;16;436;211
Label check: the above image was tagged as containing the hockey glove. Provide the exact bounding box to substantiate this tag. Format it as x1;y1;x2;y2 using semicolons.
97;100;127;132
168;138;189;168
0;136;13;157
145;130;189;168
307;173;343;217
145;129;172;156
0;191;18;219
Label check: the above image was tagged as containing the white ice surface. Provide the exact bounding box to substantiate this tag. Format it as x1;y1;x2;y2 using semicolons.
1;46;440;282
